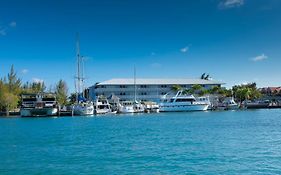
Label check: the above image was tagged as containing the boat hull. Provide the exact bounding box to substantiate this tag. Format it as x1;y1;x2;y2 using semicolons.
226;104;239;110
159;104;209;112
246;104;269;109
20;108;58;117
118;106;135;113
73;105;94;115
95;109;112;115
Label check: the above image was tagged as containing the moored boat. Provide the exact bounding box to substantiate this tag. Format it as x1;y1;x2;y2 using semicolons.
117;101;145;113
159;91;209;112
142;101;160;113
73;101;94;115
217;97;239;110
94;96;113;114
20;93;58;117
73;34;94;116
244;100;270;109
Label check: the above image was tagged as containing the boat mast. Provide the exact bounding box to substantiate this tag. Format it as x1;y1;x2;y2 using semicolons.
134;65;137;102
76;33;81;102
81;56;85;98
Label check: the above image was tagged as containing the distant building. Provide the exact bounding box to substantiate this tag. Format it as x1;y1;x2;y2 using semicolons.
89;78;224;102
260;87;281;96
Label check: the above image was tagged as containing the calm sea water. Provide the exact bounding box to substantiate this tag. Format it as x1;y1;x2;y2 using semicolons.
0;109;281;174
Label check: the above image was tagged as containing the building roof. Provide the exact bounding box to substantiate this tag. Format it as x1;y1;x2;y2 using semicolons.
261;87;281;92
96;78;224;85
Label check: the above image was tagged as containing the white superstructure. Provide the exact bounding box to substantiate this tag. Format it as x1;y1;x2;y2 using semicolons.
223;97;239;110
117;101;145;113
94;96;112;114
159;91;209;112
20;93;58;117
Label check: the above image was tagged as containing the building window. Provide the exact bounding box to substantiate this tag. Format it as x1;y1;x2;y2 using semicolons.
160;85;167;88
120;85;127;88
140;85;147;88
140;92;147;96
119;92;126;96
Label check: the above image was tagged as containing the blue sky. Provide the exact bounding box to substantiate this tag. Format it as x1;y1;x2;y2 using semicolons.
1;0;281;92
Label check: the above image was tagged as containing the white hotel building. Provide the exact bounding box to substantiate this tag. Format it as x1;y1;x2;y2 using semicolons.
89;78;224;102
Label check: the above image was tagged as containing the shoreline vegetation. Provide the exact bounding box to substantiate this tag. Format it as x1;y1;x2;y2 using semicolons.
0;65;280;116
0;65;70;116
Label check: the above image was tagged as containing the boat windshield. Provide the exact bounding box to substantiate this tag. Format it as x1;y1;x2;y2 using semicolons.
175;98;195;102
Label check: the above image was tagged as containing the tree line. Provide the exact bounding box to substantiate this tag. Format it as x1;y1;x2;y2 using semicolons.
171;82;262;102
0;65;70;115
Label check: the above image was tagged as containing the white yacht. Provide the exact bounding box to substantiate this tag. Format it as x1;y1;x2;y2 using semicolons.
73;101;94;115
118;101;135;113
20;93;58;117
142;101;160;113
117;66;145;114
94;96;114;114
223;97;239;110
159;91;209;112
117;101;145;113
73;34;94;116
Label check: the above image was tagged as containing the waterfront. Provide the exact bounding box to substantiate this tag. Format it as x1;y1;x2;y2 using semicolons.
0;109;281;174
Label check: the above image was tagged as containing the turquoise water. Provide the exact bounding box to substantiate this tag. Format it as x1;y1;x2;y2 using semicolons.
1;109;281;174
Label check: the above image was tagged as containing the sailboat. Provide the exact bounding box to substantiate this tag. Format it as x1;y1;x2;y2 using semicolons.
73;34;94;116
118;66;145;113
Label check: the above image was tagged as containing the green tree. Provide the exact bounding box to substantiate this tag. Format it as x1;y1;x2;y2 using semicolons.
182;88;192;95
190;84;203;94
68;93;77;104
0;65;22;115
7;65;22;95
209;86;220;94
31;82;46;93
198;89;209;96
55;80;68;105
171;85;183;92
232;83;262;102
0;80;18;116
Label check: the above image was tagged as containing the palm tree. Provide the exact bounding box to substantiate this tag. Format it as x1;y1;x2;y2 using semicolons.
171;85;183;92
182;88;192;95
209;86;220;94
191;84;202;92
198;89;209;96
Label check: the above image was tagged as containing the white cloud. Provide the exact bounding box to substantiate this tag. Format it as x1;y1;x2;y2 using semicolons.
0;28;6;36
219;0;244;9
21;69;29;74
0;21;16;36
150;63;162;68
9;21;16;27
252;54;268;62
32;78;44;83
180;46;189;53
